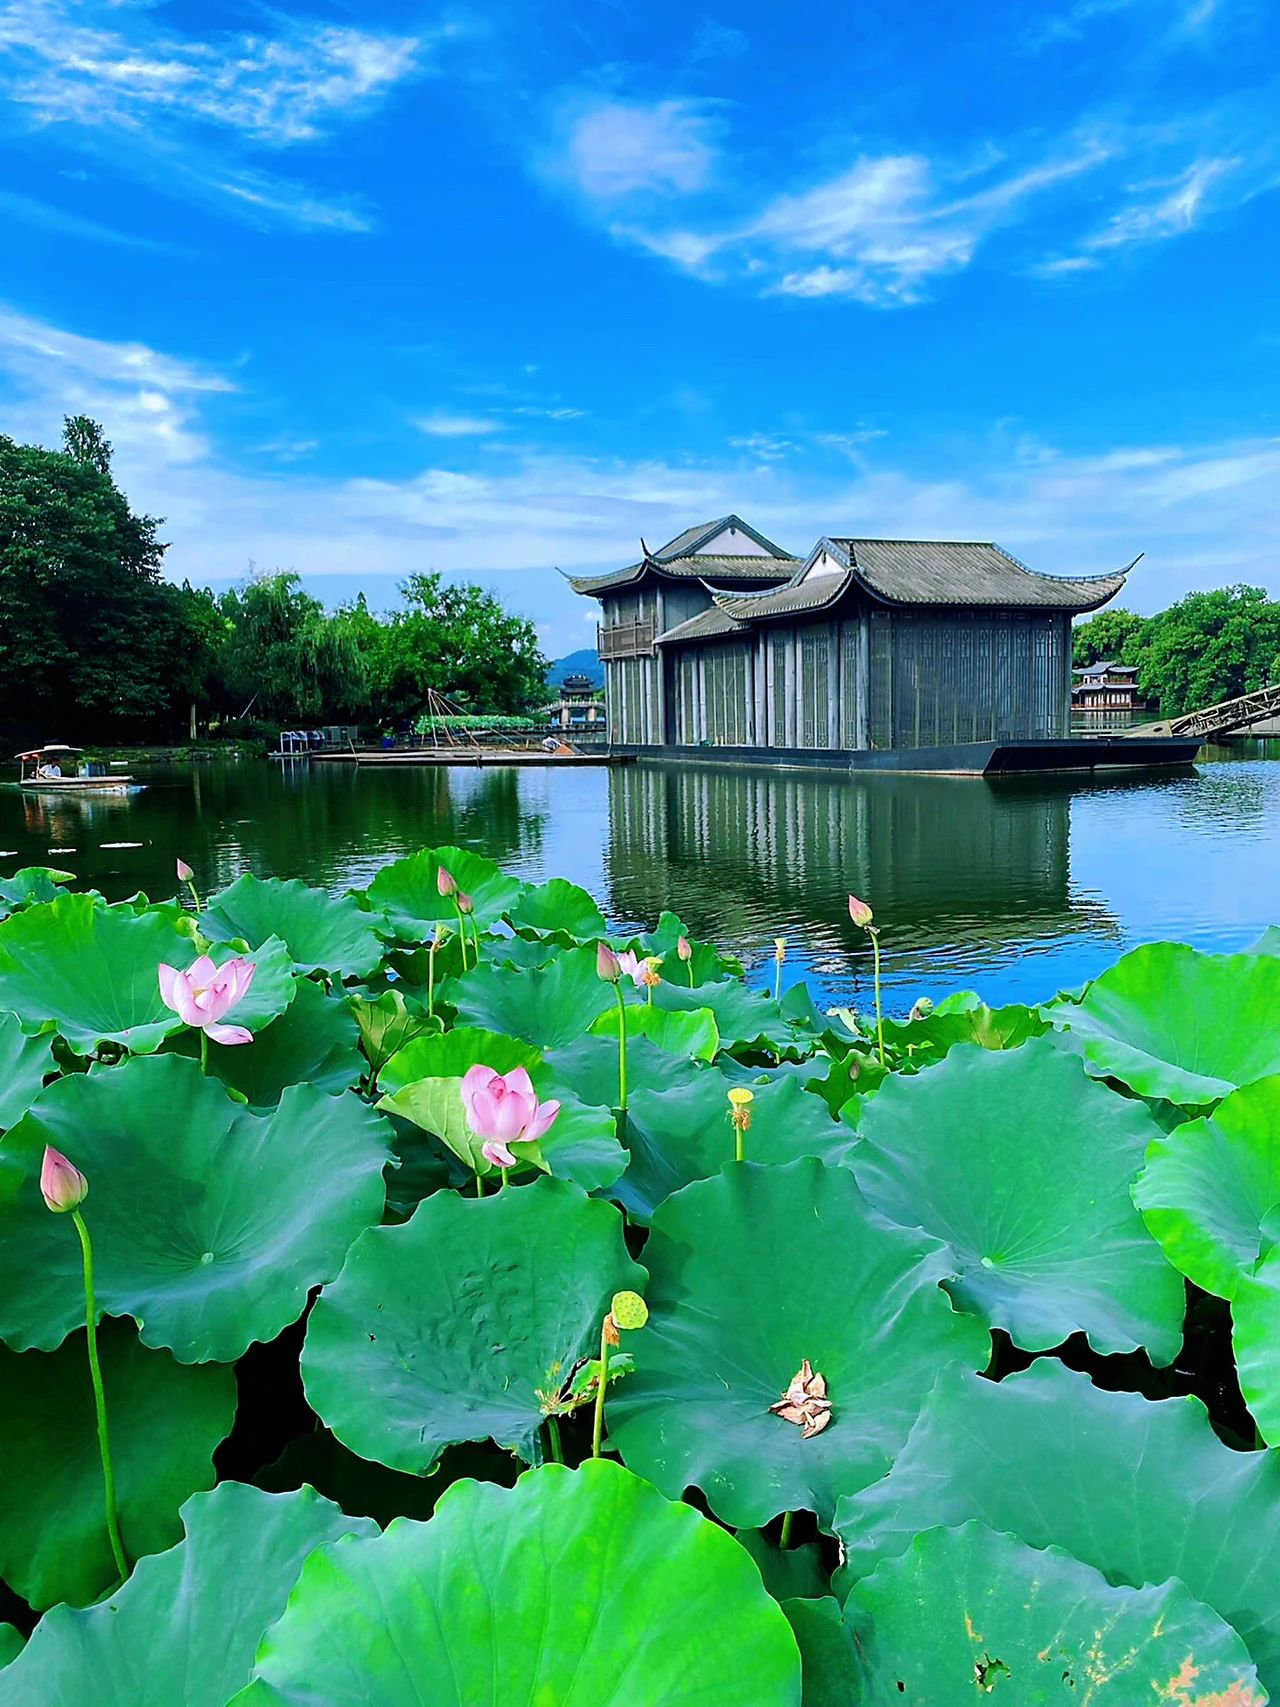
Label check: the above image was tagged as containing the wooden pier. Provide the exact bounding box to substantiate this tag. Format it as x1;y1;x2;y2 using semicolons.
311;747;625;768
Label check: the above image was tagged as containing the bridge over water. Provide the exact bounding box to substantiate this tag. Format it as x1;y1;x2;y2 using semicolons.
1126;681;1280;742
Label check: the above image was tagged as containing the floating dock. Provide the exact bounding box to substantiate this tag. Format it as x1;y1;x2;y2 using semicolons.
311;748;624;768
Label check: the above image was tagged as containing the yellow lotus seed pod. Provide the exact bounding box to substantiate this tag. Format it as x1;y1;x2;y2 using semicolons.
727;1087;755;1107
610;1290;649;1331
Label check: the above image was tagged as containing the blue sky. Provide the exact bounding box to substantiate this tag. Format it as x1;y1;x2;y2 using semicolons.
0;0;1277;659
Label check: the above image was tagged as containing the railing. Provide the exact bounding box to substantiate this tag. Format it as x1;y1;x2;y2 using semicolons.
1126;680;1280;740
598;620;655;660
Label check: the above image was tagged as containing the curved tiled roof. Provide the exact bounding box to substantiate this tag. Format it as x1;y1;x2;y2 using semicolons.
828;539;1131;611
568;554;798;596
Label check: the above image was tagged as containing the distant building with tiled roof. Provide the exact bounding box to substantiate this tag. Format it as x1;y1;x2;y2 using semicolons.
571;515;1138;760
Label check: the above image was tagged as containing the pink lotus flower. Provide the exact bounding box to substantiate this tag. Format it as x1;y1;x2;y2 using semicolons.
40;1146;88;1213
437;866;457;898
848;895;874;928
676;936;692;962
457;891;474;915
597;942;622;983
158;955;257;1045
460;1064;560;1169
616;950;644;987
176;858;193;883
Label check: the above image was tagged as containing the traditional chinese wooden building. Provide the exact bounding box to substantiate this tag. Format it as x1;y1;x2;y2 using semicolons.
1071;661;1149;718
569;515;1194;772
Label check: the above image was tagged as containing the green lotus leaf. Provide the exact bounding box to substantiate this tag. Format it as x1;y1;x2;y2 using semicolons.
1249;926;1280;955
780;1599;858;1707
0;1484;373;1707
233;1461;802;1707
505;877;606;939
0;1320;235;1610
366;846;526;938
737;1532;831;1605
590;998;720;1062
1133;1076;1280;1301
608;1158;990;1529
169;975;365;1107
0;866;75;916
834;1359;1280;1695
632;909;743;983
543;1032;707;1107
379;1026;626;1192
844;1522;1263;1705
653;978;807;1056
1231;1240;1280;1446
0;1010;53;1131
0;1054;390;1360
616;1073;856;1223
201;874;386;980
485;933;564;971
1047;941;1280;1105
0;894;294;1054
303;1177;644;1469
0;1630;21;1670
348;988;436;1086
878;992;1045;1064
450;945;615;1048
849;1037;1184;1359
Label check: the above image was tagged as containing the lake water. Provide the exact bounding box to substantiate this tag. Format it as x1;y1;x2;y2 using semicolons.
4;747;1279;1015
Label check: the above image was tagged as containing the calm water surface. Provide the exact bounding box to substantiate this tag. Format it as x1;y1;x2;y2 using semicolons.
3;747;1278;1014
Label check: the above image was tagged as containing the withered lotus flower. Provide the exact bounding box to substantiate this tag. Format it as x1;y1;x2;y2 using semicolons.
769;1359;832;1440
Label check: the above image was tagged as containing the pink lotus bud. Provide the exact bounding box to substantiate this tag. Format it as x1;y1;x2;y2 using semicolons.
676;936;692;962
597;942;621;983
176;858;194;883
40;1146;88;1213
848;895;874;928
457;891;474;915
437;866;458;898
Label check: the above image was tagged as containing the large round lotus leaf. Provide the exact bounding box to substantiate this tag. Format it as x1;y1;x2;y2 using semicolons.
169;975;365;1108
450;945;615;1048
1048;941;1280;1105
845;1522;1263;1705
0;1054;390;1360
348;988;436;1086
0;1628;21;1668
607;1158;990;1529
0;1320;235;1610
633;909;743;984
617;1073;856;1223
1133;1076;1280;1301
367;845;526;937
544;1032;707;1107
653;979;806;1056
834;1360;1280;1696
302;1177;645;1469
0;1011;53;1130
850;1037;1184;1359
590;998;720;1062
1229;1239;1280;1445
505;877;606;939
0;893;294;1054
233;1461;802;1707
878;991;1045;1064
201;873;386;979
379;1026;626;1192
0;1484;374;1707
0;866;75;916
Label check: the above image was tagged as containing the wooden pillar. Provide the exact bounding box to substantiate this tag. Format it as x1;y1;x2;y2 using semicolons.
828;620;840;749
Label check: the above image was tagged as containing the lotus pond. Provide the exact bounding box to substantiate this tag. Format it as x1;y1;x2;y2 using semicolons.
0;849;1278;1703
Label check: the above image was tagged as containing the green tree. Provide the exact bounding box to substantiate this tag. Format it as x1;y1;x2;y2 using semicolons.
351;572;547;726
1071;607;1148;668
216;572;369;725
0;418;199;740
1137;586;1280;717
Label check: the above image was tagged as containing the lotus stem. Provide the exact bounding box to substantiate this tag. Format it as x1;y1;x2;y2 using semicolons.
646;983;654;1007
427;936;438;1018
613;984;628;1111
184;878;202;915
474;1171;484;1198
199;1029;208;1074
688;959;695;988
501;1167;510;1191
779;1510;794;1550
469;915;483;966
452;899;469;970
72;1210;128;1587
591;1316;611;1460
774;961;781;1003
545;1414;564;1464
870;927;885;1067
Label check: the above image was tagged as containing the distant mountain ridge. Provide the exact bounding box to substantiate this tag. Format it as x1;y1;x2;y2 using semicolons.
546;648;603;688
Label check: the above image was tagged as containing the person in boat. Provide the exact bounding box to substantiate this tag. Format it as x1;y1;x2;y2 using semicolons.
36;761;62;779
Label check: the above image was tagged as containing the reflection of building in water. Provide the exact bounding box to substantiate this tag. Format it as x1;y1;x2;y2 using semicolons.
605;765;1120;981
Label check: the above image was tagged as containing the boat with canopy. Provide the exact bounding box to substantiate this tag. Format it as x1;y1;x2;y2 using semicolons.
13;745;145;795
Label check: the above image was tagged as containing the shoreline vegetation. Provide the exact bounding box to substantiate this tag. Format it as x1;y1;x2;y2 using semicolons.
0;850;1277;1700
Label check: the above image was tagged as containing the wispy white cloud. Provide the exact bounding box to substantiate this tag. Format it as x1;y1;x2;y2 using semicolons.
413;412;502;438
0;1;422;144
556;97;719;199
0;186;169;247
1086;156;1240;249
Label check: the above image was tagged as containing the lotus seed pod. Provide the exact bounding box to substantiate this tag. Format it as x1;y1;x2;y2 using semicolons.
610;1290;649;1331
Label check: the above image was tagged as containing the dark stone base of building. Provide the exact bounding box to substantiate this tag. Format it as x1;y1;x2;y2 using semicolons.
610;735;1202;777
